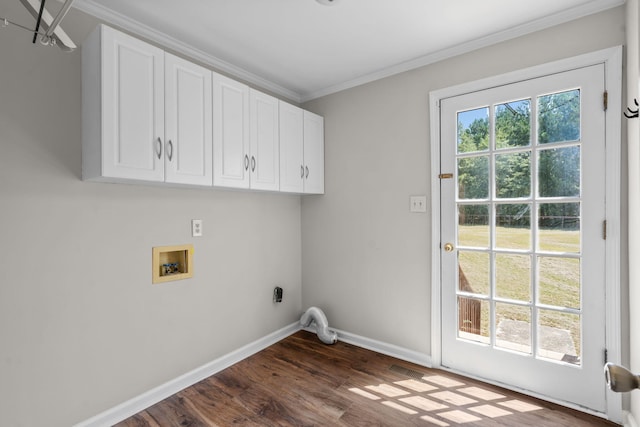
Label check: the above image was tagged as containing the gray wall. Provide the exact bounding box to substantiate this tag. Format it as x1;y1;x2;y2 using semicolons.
302;6;626;355
0;4;302;427
0;2;628;426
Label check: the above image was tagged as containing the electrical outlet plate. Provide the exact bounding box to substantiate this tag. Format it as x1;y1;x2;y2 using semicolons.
410;196;427;213
191;219;203;237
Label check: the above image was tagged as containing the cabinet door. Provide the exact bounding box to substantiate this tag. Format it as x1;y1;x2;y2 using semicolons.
249;89;279;191
213;72;249;188
165;54;213;186
303;111;325;194
101;26;165;182
279;101;304;193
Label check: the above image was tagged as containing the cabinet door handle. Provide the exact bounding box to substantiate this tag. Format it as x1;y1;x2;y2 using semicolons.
156;137;162;159
300;165;304;178
251;156;256;172
167;140;173;162
244;155;249;171
305;166;309;179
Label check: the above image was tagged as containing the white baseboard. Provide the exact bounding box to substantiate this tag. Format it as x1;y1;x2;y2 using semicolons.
303;326;432;368
76;323;431;426
626;410;639;427
74;322;300;427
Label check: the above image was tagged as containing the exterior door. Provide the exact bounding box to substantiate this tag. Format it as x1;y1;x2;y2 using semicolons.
440;64;607;412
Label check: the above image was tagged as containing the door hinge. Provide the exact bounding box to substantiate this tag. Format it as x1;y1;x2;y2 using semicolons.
603;220;607;240
603;91;608;111
439;173;454;179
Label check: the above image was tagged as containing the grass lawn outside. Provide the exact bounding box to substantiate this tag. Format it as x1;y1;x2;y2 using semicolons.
456;225;581;359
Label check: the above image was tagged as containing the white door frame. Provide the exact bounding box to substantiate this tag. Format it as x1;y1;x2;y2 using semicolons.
429;46;622;422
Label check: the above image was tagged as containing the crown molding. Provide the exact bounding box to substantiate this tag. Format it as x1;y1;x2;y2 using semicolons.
71;0;623;104
72;0;302;103
300;0;624;102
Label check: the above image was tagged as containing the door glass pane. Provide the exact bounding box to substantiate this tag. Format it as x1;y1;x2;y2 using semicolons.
538;89;580;144
458;297;489;343
538;146;580;198
538;257;580;309
459;252;489;295
496;152;531;198
496;204;531;250
538;309;581;365
495;99;531;149
496;254;531;302
538;203;580;253
458;156;489;199
458;107;489;154
496;303;531;354
458;205;489;248
450;80;590;377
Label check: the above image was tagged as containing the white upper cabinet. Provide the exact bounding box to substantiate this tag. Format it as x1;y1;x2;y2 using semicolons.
212;78;280;191
279;102;305;193
303;110;325;194
213;73;250;188
249;89;280;191
83;25;323;194
83;25;212;186
164;53;213;186
279;102;325;194
83;25;165;182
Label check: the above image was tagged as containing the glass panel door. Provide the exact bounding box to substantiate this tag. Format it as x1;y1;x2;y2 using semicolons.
440;64;606;412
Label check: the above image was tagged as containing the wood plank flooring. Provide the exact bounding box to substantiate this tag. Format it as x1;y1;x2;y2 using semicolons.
116;331;619;426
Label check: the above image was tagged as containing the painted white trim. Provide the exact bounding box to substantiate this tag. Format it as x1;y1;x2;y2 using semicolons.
76;323;432;426
626;410;639;427
71;0;622;103
74;322;300;427
301;0;624;101
429;46;623;423
72;0;301;103
303;326;432;368
603;45;624;424
429;92;443;370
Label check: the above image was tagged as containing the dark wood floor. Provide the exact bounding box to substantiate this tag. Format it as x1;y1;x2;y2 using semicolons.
116;331;619;426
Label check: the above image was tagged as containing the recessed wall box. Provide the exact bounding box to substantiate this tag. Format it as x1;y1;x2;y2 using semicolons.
152;244;194;284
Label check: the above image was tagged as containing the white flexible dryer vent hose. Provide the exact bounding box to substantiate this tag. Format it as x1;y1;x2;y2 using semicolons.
300;306;338;345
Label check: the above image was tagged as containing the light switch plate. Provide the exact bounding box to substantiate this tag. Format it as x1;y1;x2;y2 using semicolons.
410;196;427;213
191;219;203;237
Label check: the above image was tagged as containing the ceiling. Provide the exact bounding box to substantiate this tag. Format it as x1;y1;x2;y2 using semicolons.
71;0;623;102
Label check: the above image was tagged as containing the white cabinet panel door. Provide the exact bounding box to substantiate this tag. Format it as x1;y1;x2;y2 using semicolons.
165;54;212;186
279;101;304;193
101;26;165;182
213;73;250;188
303;111;324;194
249;89;279;191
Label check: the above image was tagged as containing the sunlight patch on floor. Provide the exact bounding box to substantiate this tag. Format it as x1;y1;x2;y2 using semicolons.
499;399;543;412
347;367;543;425
365;383;411;397
381;400;418;414
469;404;513;418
